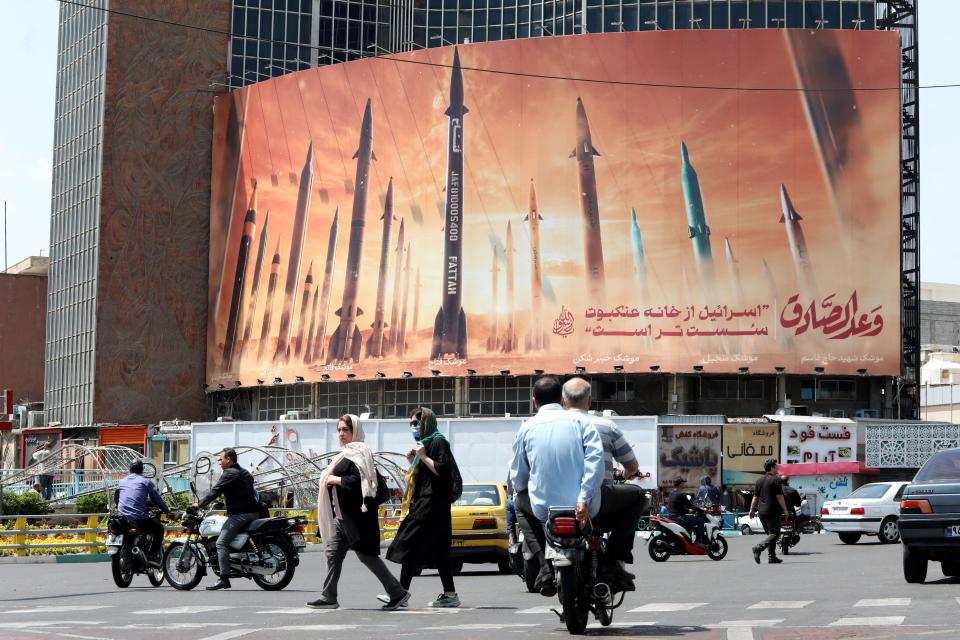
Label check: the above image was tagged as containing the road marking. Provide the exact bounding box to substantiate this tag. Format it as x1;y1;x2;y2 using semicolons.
102;624;242;630
748;601;813;609
194;630;261;640
714;620;784;627
830;616;905;626
391;609;460;615
855;598;911;607
628;602;707;613
0;622;106;629
726;629;754;640
422;624;540;630
5;606;113;614
515;606;557;614
586;622;657;629
256;608;324;615
274;625;360;631
131;606;234;615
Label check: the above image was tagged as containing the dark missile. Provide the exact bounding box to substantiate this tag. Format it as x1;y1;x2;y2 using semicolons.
257;237;282;361
222;186;257;370
240;209;269;360
367;178;395;357
398;242;412;356
570;97;606;303
294;260;314;358
386;218;405;354
779;183;818;297
525;179;547;351
312;209;339;363
681;142;714;283
304;285;320;364
275;143;315;361
431;48;469;360
328;99;375;363
501;221;517;353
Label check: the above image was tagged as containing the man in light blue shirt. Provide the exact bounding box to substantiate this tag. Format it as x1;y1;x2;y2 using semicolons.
510;376;604;595
115;461;169;564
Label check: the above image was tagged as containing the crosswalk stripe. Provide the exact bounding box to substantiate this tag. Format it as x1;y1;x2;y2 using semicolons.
515;606;557;615
423;624;540;630
628;603;707;613
194;630;261;640
131;606;234;615
714;620;784;627
748;601;813;609
726;628;754;640
830;616;905;626
854;598;911;607
274;625;360;631
5;606;113;614
587;622;657;629
256;608;323;615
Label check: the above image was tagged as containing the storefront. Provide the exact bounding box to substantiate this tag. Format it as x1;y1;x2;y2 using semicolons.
149;422;192;471
19;428;62;468
98;425;147;456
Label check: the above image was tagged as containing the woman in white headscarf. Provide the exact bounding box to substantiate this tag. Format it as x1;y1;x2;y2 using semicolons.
307;414;409;610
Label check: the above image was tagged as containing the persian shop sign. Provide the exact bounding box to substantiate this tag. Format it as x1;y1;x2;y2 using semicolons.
781;420;856;465
206;29;901;385
657;425;722;489
722;425;780;485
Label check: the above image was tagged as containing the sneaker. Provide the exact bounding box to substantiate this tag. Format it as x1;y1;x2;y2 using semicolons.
381;591;411;611
752;545;762;565
768;557;783;564
428;593;460;608
306;598;339;609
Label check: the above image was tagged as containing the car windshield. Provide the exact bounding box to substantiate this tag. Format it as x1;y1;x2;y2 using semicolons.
454;484;501;507
845;483;890;500
914;450;960;482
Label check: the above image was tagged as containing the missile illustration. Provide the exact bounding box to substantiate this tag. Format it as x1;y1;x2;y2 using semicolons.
501;221;517;354
257;237;282;361
524;180;547;352
366;178;395;358
274;143;315;361
398;242;412;355
386;218;405;354
222;187;257;370
328;99;375;363
486;243;500;352
304;285;320;364
240;210;269;360
410;267;421;355
680;141;716;287
312;210;339;363
630;208;646;283
294;261;314;357
779;183;818;297
724;238;746;308
570;97;606;303
431;48;469;360
762;257;792;349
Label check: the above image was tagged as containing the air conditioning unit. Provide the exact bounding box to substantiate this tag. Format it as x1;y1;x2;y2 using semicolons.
27;411;46;429
280;410;309;421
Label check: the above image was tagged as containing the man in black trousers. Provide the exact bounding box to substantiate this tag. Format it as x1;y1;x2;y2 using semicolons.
749;458;789;564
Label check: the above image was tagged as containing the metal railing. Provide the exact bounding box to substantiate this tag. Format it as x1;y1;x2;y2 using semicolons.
0;505;403;557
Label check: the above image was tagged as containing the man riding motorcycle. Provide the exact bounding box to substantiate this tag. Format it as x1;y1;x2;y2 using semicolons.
193;448;262;590
563;377;644;590
666;477;709;547
115;460;170;565
510;376;605;597
780;475;803;527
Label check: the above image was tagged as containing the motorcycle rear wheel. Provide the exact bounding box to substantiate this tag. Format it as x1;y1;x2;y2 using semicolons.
647;536;671;562
147;562;165;587
779;536;790;556
252;540;296;591
111;550;134;588
707;536;728;561
164;542;203;591
559;565;589;635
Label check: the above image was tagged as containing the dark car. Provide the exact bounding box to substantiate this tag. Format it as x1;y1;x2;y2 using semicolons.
899;447;960;583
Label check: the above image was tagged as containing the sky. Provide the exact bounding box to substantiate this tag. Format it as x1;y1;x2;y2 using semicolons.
1;0;958;286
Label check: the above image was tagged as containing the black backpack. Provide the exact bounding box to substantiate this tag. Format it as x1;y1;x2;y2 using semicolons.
449;453;463;503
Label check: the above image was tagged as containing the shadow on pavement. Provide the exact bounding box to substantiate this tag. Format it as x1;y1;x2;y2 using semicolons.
584;624;710;637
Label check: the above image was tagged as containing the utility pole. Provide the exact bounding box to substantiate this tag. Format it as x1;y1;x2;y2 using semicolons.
3;200;7;272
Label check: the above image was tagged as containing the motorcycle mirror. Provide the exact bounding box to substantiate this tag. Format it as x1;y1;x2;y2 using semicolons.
190;481;197;496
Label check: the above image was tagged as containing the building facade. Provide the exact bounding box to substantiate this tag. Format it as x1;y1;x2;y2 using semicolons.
1;258;49;404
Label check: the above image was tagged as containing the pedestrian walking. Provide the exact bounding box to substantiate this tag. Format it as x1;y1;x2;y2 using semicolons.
749;458;789;564
385;407;460;608
308;414;410;610
31;443;55;500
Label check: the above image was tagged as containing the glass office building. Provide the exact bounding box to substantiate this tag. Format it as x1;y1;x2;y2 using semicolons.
45;1;109;425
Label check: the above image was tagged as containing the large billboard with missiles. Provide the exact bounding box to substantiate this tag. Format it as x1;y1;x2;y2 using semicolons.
207;29;901;386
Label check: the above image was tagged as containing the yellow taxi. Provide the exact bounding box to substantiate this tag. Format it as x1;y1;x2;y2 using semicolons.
450;482;510;574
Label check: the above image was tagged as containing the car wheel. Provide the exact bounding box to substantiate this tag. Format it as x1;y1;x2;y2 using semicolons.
903;546;928;584
878;517;900;544
838;532;861;545
941;561;960;578
740;524;752;535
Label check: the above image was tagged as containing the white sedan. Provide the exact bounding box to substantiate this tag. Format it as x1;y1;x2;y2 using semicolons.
821;481;910;544
737;514;765;535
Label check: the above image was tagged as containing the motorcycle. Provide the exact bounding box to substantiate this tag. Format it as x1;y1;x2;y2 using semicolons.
646;504;728;562
779;515;800;555
105;507;166;588
799;515;822;534
163;489;307;591
509;519;541;593
545;507;627;635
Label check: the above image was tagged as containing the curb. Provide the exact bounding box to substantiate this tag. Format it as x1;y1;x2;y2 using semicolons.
0;554;112;565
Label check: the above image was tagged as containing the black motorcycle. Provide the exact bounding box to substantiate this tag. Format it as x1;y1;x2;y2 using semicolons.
779;515;800;555
508;521;541;593
105;507;166;588
164;503;307;591
546;507;626;635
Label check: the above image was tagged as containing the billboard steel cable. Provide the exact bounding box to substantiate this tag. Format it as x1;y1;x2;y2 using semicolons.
207;30;901;386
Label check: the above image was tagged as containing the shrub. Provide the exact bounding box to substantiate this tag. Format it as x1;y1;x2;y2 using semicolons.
0;491;52;516
75;491;109;514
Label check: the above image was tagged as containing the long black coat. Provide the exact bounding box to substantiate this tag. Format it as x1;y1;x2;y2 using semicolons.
328;457;381;556
386;438;453;568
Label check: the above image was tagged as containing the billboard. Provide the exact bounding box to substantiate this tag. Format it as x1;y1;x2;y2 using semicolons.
776;415;857;465
722;423;780;485
207;30;901;385
657;425;722;490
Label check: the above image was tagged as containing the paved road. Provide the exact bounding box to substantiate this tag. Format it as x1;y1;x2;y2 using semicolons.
0;534;958;640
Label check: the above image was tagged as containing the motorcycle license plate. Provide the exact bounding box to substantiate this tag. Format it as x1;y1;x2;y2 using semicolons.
945;526;960;538
105;535;122;546
291;534;306;549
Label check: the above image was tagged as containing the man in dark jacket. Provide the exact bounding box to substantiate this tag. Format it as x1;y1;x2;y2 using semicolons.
194;448;261;590
666;478;709;547
749;459;789;564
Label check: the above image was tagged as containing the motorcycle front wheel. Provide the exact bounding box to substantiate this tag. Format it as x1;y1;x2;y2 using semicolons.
647;536;671;562
780;536;791;556
707;536;728;561
147;561;165;587
252;540;296;591
111;549;134;588
558;565;589;635
164;542;204;591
